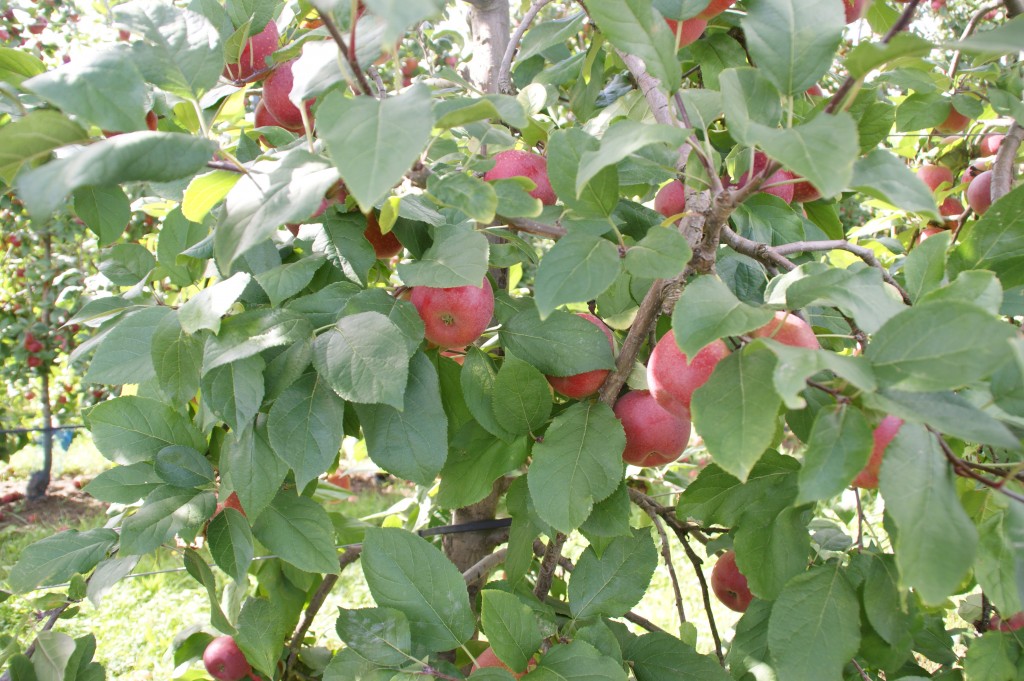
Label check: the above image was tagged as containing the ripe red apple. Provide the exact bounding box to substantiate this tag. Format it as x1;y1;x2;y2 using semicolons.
224;21;279;82
979;133;1004;157
736;151;796;203
711;550;753;612
917;164;954;193
805;84;824;97
364;213;403;259
935;106;971;134
939;196;963;217
546;313;614;399
966;169;993;215
992;612;1024;632
696;0;735;19
410;279;495;349
647;331;729;419
214;491;246;517
852;415;904;489
401;57;419;76
750;311;819;349
145;110;158;131
664;17;707;49
263;60;314;132
203;636;251;681
654;180;686;219
473;648;527;679
917;226;946;243
28;18;46;35
843;0;867;23
791;178;821;203
614;390;692;467
483;150;557;206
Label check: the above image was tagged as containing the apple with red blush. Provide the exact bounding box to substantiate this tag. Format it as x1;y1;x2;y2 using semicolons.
664;17;707;48
654;180;686;219
711;550;753;612
546;313;615;399
851;415;904;489
363;212;403;259
410;279;495;349
966;169;994;215
224;21;279;82
483;150;557;206
647;331;729;419
614;390;692;467
750;311;819;349
263;59;315;132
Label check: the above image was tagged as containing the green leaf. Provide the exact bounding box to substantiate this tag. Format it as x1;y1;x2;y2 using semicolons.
734;506;811;601
867;301;1015;392
623;227;692;279
220;425;289;520
252;490;339;574
500;309;616;377
691;343;782;482
24;47;148;133
862;554;909;646
947;14;1024;55
154;445;215;488
852;149;939;218
587;0;680;94
255;256;326;307
677;452;799;526
672;275;773;357
315;212;380;286
731;193;804;246
547;129;619;219
764;342;877;410
438;425;528;508
526;641;628;681
0;111;88;184
182;171;241;223
32;631;76;681
481;590;543;674
527;402;626;534
74;185;132;247
86;396;206;465
963;632;1020;681
16;132;217;220
121;486;215;555
335;607;413;666
492;355;552;436
319;85;434;212
98;243;156;286
267;372;345;490
974;499;1024;617
534;232;621;319
460;348;518;441
580;483;632;539
0;46;46;85
7;529;118;593
741;0;844;96
83;463;161;504
689;33;749;91
322;648;398;681
576;121;690;196
201;355;265;434
767;566;860;680
796;405;873;504
879;424;979;605
396;225;490;288
235;598;288;676
115;1;224;99
516;11;586;63
863;389;1020;450
895;92;949;132
203;308;314;372
152;312;204;404
354;352;448;486
179;273;251;335
84;307;171;385
207;508;254;583
362;0;445;44
313;312;410;409
569;529;658;619
720;68;783;143
342;290;425;357
950;184;1024;289
493;179;544;219
361;527;474;652
903;229;949;303
428;173;498;223
215;149;339;272
625;632;731;681
845;32;934;79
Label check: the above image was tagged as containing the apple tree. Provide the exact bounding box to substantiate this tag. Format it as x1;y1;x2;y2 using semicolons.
2;0;1024;679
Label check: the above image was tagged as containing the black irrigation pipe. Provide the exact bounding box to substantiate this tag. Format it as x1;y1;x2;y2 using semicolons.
0;425;86;435
29;518;515;592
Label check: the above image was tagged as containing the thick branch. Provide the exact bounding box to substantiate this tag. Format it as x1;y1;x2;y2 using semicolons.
991;122;1023;202
466;0;511;93
497;0;554;94
719;225;797;272
462;548;508;584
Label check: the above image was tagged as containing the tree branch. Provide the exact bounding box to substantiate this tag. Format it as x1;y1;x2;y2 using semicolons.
533;532;567;601
462;548;508;584
991;121;1022;203
679;534;725;664
930;428;1024;504
497;0;554;94
637;498;687;627
317;9;374;97
947;2;1004;82
772;239;912;305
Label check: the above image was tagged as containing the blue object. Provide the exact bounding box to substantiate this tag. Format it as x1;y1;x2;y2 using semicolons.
56;428;75;451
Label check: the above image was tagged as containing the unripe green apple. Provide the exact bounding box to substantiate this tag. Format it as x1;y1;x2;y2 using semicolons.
410;279;494;349
614;390;691;467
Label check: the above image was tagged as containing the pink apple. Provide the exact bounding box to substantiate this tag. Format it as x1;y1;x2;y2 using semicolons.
410;280;495;349
654;180;686;218
664;17;708;48
711;550;753;612
263;60;314;132
935;106;971;134
546;313;615;399
223;21;279;82
979;133;1005;157
483;150;557;206
750;311;819;349
939;196;963;217
843;0;867;23
364;213;403;259
852;415;903;489
917;226;946;243
203;637;251;681
647;331;730;419
966;169;993;215
736;151;797;203
917;164;954;193
805;84;824;97
614;390;692;467
791;178;822;203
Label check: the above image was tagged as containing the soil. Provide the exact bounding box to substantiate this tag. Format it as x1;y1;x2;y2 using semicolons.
0;475;107;530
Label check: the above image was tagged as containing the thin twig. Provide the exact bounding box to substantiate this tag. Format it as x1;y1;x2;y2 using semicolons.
623;611;667;634
318;9;374;97
646;507;687;626
462;548;508;584
851;658;873;681
497;0;555;94
533;532;567;601
772;239;911;305
678;534;725;664
948;3;1003;82
930;428;1024;504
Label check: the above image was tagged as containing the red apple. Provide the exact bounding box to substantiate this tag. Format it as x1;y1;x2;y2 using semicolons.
28;18;46;35
224;21;279;82
805;84;824;97
917;164;954;193
966;169;993;215
473;648;528;679
145;110;158;131
750;311;819;349
483;150;557;206
979;133;1004;157
614;390;692;467
935;106;971;134
711;550;753;612
546;313;615;399
664;17;707;49
992;612;1024;632
263;60;314;132
654;180;686;219
27;356;42;368
203;637;251;681
917;226;946;243
735;151;796;203
647;331;729;419
791;178;821;203
401;57;419;76
843;0;867;23
364;213;403;259
696;0;735;19
410;280;495;349
852;415;904;489
939;196;963;217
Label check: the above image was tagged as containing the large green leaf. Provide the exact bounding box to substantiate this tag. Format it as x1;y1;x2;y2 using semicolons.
742;0;844;96
203;308;313;372
86;396;206;465
0;46;46;85
319;85;435;212
267;372;345;490
796;405;872;504
75;185;133;246
362;0;445;45
500;308;616;377
569;529;658;619
547;129;619;219
437;425;528;508
7;529;118;594
767;566;860;680
179;273;251;335
677;451;799;526
623;227;692;280
235;598;289;676
526;641;628;681
151;312;204;404
0;111;89;184
254;256;326;308
335;607;413;667
527;401;626;534
672;275;773;357
851;149;938;218
353;352;448;486
480;590;543;674
396;225;490;288
691;343;782;482
220;425;289;520
16;133;216;220
120;486;216;555
973;498;1024;618
625;632;731;681
950;184;1024;289
83;463;161;504
534;232;621;319
361;528;474;652
492;355;552;436
84;306;172;385
251;490;339;574
734;506;811;601
313;312;410;409
201;355;265;435
587;0;681;94
879;424;979;605
575;121;690;196
427;172;497;223
206;508;253;584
